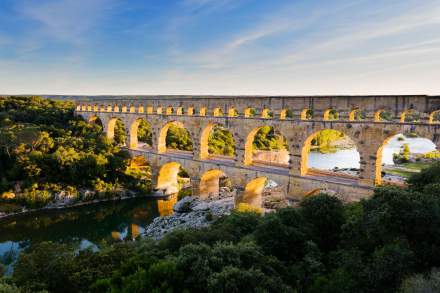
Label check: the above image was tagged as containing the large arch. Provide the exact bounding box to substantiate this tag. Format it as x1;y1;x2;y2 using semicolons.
129;118;152;149
375;133;437;185
199;169;229;199
158;121;193;154
239;177;267;208
200;122;235;160
244;126;289;167
301;129;360;177
156;162;191;195
106;117;126;144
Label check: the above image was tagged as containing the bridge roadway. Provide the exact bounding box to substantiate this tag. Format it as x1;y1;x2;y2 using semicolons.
75;95;440;204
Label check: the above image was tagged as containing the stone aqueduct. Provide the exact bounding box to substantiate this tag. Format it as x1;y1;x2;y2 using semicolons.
75;95;440;204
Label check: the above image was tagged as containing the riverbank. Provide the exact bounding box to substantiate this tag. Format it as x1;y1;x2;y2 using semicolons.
0;192;153;221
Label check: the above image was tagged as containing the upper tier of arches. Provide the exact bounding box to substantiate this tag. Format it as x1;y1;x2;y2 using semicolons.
76;102;440;124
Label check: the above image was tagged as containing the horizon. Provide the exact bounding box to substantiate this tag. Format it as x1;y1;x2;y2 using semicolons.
1;0;440;95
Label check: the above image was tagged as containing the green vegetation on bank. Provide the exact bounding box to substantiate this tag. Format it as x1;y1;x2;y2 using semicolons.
2;164;440;292
0;96;150;209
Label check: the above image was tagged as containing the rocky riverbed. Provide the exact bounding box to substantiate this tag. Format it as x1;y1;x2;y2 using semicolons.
144;191;235;240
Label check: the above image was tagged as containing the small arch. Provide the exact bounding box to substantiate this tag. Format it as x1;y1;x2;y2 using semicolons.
375;133;437;185
99;104;105;112
301;129;359;177
138;105;144;113
93;104;98;112
200;123;235;160
323;109;339;121
156;162;191;196
301;109;313;120
156;107;163;114
106;105;112;112
429;110;440;124
166;106;173;115
228;107;238;117
244;126;289;167
158;121;193;154
76;105;81;111
400;110;421;123
199;107;207;116
199;169;230;199
242;177;267;208
129;118;152;149
114;104;120;112
349;109;366;121
129;105;135;113
213;107;223;116
121;105;127;112
244;108;256;117
146;106;154;114
261;108;273;118
81;104;87;111
87;104;92;111
187;107;194;116
176;107;183;115
280;109;293;120
374;109;393;122
107;118;126;145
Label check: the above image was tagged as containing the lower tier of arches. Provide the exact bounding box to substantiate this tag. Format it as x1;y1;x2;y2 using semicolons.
129;149;374;207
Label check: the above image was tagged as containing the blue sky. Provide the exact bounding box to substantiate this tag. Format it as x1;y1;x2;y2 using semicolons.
0;0;439;95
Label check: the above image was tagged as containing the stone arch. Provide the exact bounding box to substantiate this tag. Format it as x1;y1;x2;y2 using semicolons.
400;110;421;123
244;126;289;167
156;107;163;114
429;110;440;124
199;169;229;199
200;122;235;160
374;109;394;122
301;109;313;120
187;107;194;116
166;106;173;115
156;162;191;195
176;107;183;115
129;118;152;149
158;121;193;154
349;109;366;121
228;107;238;117
87;104;92;111
300;129;360;176
121;104;127;112
114;104;120;112
280;109;293;119
106;117;126;144
106;104;112;112
375;132;437;185
244;107;256;117
239;177;267;208
146;106;154;114
199;106;207;116
88;115;103;131
129;105;135;113
261;108;272;118
213;107;223;116
323;109;339;121
138;105;144;113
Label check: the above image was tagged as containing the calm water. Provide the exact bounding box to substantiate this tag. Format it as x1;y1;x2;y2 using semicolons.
309;135;436;169
0;197;172;274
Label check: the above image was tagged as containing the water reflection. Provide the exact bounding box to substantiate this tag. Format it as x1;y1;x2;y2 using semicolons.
0;197;172;273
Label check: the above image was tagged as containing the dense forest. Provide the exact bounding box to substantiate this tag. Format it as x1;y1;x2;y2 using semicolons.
1;165;440;292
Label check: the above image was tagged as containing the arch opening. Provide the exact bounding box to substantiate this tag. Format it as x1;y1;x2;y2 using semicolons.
429;110;440;123
401;110;421;123
156;162;191;197
323;109;339;121
376;133;438;185
245;126;289;168
199;169;232;199
261;108;273;118
349;109;366;121
213;108;223;116
244;108;256;118
200;123;235;160
88;116;103;132
107;118;126;145
228;107;238;117
237;177;286;211
129;119;152;149
301;129;360;178
374;109;393;122
158;121;193;154
280;109;293;119
301;109;313;120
